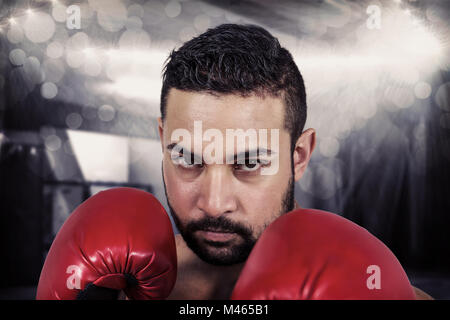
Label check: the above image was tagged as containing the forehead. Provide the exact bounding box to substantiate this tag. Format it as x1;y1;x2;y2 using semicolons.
164;89;285;132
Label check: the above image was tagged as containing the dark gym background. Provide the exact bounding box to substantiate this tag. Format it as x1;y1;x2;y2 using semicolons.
1;0;449;299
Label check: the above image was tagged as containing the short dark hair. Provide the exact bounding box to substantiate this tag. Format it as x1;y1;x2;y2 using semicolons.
160;23;307;152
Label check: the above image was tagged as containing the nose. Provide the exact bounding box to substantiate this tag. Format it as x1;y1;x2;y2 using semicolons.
196;166;237;218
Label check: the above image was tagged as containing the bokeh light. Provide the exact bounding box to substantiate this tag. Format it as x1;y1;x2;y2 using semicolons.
65;113;83;129
9;48;26;66
125;16;143;30
165;1;182;18
65;32;90;69
435;83;450;111
46;41;64;59
127;4;144;18
52;3;67;22
23;56;44;85
24;12;55;43
98;104;115;122
179;26;197;42
7;23;24;44
41;82;58;99
45;134;62;151
42;59;65;83
95;0;127;32
415;81;432;100
319;137;340;158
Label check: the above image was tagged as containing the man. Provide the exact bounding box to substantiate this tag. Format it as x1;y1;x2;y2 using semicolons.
156;24;430;299
158;24;311;299
36;23;431;300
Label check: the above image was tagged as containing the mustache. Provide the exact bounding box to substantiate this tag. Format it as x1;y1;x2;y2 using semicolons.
185;216;253;237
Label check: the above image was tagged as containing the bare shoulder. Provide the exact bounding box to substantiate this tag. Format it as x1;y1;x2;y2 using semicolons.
412;286;434;300
175;233;188;253
167;234;211;299
174;233;196;265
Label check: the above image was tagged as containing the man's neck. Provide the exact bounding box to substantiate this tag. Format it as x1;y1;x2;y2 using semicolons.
168;234;244;299
170;203;301;299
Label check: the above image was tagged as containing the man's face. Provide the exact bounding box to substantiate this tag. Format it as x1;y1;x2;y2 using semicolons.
159;89;295;266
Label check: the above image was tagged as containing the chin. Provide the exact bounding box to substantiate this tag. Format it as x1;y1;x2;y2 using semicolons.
187;235;254;266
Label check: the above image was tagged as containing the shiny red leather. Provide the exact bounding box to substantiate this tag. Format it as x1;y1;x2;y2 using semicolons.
231;209;416;300
36;187;177;300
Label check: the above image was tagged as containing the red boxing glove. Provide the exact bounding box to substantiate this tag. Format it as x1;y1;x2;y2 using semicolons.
231;209;416;300
36;187;177;300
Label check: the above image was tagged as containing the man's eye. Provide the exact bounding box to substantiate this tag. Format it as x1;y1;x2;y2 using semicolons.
172;154;202;169
234;159;269;172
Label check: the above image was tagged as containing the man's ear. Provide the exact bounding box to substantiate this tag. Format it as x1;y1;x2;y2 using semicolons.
292;128;316;182
158;117;164;153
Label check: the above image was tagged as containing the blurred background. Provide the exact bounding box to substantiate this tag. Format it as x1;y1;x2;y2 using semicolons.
0;0;449;299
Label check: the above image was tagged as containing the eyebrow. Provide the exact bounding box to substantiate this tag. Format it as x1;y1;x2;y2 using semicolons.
167;143;275;164
229;148;275;163
167;143;203;164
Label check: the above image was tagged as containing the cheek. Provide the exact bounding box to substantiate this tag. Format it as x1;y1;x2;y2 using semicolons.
163;158;198;217
238;165;292;235
229;133;292;227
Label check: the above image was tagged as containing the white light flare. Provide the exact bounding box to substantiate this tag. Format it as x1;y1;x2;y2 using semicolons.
294;7;447;148
299;10;445;86
93;48;168;115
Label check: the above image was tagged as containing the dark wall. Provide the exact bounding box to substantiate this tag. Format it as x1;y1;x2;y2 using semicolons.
296;70;450;272
0;142;43;286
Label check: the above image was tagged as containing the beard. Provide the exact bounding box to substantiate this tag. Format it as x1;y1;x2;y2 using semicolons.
162;164;295;266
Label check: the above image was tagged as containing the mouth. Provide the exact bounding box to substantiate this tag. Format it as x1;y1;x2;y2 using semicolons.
196;229;237;242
